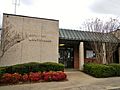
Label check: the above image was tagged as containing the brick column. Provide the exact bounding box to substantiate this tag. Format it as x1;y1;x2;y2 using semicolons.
74;45;79;69
79;42;84;70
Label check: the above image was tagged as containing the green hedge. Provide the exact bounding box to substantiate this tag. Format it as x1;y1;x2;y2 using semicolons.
0;62;64;75
42;62;64;71
84;63;116;78
108;64;120;76
0;67;6;75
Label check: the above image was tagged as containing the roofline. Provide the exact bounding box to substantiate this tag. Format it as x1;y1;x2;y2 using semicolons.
59;29;120;43
59;28;108;34
3;13;59;22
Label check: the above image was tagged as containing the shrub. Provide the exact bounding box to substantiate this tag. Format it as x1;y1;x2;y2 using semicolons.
22;74;29;82
108;64;120;76
84;63;116;78
11;73;22;83
42;72;53;81
0;73;22;84
6;62;41;74
0;67;6;75
0;67;6;80
0;73;12;84
29;72;42;81
42;62;64;72
22;62;42;73
52;71;67;81
4;62;64;74
0;71;67;85
43;71;67;81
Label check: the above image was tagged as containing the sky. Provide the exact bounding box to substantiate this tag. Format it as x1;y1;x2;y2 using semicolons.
0;0;120;29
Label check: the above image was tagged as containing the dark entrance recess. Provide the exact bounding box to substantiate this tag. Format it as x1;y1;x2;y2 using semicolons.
59;47;74;68
113;49;119;63
59;39;80;69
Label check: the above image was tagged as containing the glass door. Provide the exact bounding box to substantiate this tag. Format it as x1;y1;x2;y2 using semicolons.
59;47;74;68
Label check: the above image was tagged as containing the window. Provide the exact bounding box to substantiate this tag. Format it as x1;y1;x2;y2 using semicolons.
86;50;95;59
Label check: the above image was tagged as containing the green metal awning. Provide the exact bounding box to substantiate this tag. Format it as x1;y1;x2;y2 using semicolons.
59;29;119;43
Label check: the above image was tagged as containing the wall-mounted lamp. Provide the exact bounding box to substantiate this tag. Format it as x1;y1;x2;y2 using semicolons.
59;44;65;46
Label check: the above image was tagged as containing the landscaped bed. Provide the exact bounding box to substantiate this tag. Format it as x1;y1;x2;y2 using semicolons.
84;63;120;78
0;62;67;86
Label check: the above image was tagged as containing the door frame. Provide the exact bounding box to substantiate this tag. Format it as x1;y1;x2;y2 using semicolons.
59;46;74;68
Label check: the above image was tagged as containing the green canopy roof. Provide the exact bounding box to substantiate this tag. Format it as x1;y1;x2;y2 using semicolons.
59;29;119;43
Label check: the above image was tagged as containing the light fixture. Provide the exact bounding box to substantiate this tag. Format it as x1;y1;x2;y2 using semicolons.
59;44;65;46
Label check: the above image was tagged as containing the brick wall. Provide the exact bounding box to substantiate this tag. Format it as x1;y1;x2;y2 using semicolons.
74;45;79;69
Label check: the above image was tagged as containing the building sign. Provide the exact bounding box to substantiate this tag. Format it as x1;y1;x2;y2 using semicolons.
28;33;51;42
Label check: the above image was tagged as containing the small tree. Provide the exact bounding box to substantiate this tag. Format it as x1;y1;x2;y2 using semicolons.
83;18;120;64
0;18;27;58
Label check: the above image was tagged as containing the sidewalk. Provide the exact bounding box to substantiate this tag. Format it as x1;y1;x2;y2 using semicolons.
0;71;120;90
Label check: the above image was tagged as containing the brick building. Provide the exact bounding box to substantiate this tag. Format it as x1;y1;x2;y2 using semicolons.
0;13;120;70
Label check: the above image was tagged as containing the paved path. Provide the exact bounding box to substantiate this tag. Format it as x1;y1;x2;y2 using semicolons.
0;71;120;90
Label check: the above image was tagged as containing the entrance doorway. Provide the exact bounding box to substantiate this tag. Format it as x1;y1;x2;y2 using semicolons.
59;47;74;68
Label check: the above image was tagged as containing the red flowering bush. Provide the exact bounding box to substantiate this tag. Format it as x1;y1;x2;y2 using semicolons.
29;72;42;81
22;74;29;82
42;72;53;81
43;71;67;81
11;73;22;83
53;71;67;81
0;71;67;85
53;72;67;81
0;73;22;84
0;73;12;84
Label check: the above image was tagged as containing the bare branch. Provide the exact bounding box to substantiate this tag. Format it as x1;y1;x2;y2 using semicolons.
0;18;28;58
83;18;119;64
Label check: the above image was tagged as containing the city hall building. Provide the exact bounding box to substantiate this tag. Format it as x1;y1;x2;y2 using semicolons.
0;13;120;70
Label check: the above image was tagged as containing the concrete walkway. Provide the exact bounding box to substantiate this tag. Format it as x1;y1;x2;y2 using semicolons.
0;71;120;90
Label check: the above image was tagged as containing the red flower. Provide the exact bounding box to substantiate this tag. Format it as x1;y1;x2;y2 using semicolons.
22;74;29;82
0;73;22;84
11;73;22;83
29;72;42;81
42;72;52;81
43;71;67;81
0;71;67;84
